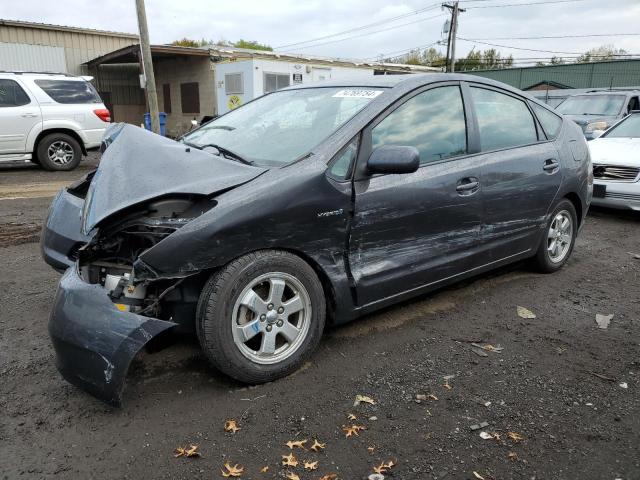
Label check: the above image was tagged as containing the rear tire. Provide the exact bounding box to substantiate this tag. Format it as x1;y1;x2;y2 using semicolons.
196;250;326;384
530;199;577;273
37;133;82;171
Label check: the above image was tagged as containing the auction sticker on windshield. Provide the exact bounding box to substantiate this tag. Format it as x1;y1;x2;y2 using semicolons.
333;89;383;99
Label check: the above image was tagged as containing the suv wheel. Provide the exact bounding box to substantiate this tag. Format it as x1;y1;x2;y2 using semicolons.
37;133;82;171
531;199;577;273
196;250;326;383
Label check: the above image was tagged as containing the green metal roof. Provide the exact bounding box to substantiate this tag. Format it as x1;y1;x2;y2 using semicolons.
466;59;640;90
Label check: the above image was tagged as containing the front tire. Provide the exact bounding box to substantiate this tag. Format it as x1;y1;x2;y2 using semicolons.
196;250;326;383
37;133;82;171
531;199;577;273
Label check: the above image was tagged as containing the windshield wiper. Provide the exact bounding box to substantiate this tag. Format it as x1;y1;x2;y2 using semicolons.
183;141;253;165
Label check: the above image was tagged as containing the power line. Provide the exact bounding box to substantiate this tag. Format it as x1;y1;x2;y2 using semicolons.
464;33;640;40
457;37;587;54
279;13;446;53
464;0;592;8
273;2;442;50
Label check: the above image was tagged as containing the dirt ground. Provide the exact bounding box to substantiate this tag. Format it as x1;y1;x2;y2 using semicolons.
0;153;639;480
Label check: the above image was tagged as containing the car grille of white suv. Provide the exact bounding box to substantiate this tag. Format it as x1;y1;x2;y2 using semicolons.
593;164;640;182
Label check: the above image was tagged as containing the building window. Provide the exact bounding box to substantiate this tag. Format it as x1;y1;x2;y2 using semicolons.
264;73;291;93
162;84;171;114
225;73;243;94
180;82;200;114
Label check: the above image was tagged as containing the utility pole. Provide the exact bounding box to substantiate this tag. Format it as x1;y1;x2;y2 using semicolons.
443;1;465;73
135;0;160;134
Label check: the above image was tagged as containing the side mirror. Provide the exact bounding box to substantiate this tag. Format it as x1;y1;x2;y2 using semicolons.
367;145;420;174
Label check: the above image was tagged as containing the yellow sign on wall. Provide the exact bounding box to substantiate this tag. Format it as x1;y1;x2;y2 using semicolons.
227;95;242;110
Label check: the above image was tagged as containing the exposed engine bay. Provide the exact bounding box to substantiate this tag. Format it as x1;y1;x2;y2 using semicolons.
76;194;215;323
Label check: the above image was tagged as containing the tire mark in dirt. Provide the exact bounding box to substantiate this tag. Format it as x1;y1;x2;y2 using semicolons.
0;181;69;200
0;222;42;247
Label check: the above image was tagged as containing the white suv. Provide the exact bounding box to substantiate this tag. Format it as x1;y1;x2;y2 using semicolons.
0;72;110;171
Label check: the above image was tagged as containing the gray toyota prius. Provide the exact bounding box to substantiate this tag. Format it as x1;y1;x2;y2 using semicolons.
41;74;592;405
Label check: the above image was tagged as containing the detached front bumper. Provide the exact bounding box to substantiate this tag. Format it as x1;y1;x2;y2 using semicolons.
40;189;92;272
49;267;176;406
591;181;640;211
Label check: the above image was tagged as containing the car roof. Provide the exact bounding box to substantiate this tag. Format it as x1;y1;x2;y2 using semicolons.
282;73;534;99
567;91;636;97
0;71;87;80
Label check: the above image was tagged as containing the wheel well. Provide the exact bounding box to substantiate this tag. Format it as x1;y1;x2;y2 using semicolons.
564;192;583;226
279;248;338;325
34;129;87;157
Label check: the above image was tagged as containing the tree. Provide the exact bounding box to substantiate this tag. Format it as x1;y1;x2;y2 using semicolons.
576;44;627;63
171;38;273;51
454;48;513;71
232;39;273;51
386;47;446;67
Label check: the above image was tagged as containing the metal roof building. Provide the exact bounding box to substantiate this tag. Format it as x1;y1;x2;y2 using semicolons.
468;59;640;91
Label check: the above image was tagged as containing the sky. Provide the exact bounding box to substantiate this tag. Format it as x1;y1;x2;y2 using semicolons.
5;0;640;65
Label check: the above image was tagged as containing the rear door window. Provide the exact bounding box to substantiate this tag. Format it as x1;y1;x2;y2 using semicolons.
0;79;31;107
471;87;538;151
34;79;102;104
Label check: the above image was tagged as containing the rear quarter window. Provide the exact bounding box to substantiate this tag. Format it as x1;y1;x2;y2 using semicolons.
530;102;563;140
34;79;102;104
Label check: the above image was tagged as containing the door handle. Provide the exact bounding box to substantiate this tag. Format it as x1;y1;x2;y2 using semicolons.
456;177;480;195
21;113;38;118
543;159;559;172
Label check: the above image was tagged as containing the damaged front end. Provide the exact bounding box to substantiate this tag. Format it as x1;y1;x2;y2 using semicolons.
43;124;266;405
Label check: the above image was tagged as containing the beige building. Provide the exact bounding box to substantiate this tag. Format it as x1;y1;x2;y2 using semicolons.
0;19;144;123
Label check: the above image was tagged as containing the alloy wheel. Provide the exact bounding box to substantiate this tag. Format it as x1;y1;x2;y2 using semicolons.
547;210;573;263
231;272;311;365
47;140;75;165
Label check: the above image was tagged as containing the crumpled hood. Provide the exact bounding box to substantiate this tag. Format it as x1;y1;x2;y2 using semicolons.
82;124;266;233
589;137;640;167
564;114;618;131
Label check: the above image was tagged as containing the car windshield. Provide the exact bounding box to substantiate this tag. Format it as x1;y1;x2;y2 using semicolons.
556;94;625;116
182;87;384;166
603;114;640;138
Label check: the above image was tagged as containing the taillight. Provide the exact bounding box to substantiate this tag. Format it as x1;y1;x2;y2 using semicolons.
93;108;111;123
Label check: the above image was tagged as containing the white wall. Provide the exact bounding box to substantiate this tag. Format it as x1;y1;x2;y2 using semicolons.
215;58;374;115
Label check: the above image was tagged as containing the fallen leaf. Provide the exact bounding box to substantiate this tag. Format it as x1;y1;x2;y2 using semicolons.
473;472;485;480
507;451;518;461
259;465;269;473
443;380;452;390
507;431;524;442
373;460;395;474
319;475;338;480
354;394;376;406
221;462;244;477
282;453;298;467
595;313;613;329
304;461;319;470
428;394;438;400
367;445;375;454
174;444;201;458
285;439;308;450
310;439;326;452
285;472;300;480
342;424;366;437
517;306;536;319
347;413;357;420
224;419;241;434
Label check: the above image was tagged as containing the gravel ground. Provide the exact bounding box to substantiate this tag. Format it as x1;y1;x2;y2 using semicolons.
0;154;639;480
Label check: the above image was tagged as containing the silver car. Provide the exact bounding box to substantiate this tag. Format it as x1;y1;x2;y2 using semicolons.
589;112;640;210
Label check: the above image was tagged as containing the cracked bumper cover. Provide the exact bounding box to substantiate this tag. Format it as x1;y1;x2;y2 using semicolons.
49;267;176;406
